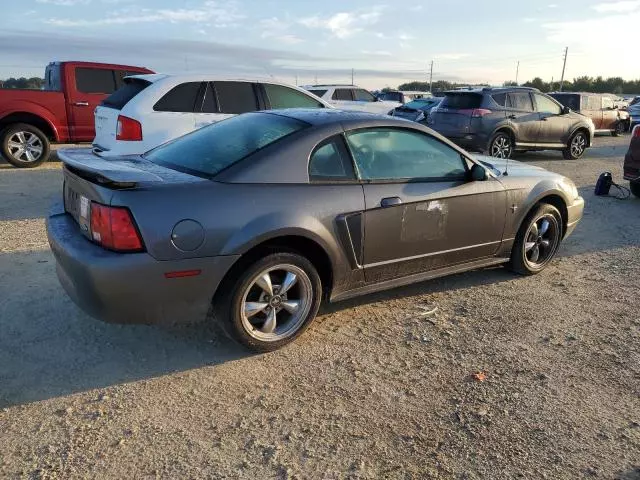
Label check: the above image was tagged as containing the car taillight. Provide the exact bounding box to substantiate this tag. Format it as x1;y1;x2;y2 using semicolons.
471;108;492;118
633;125;640;138
116;115;142;141
90;203;143;252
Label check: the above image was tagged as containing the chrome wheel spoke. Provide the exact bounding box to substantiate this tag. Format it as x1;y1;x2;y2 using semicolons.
255;273;273;296
530;245;540;263
540;239;551;248
245;302;268;318
525;241;536;252
260;308;277;334
24;150;35;162
279;272;297;295
7;141;22;150
15;132;26;144
281;300;300;314
529;223;539;238
539;219;550;236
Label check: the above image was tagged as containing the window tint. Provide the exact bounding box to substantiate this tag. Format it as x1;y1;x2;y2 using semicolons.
332;89;353;101
146;113;308;177
353;89;376;102
440;93;482;109
75;68;116;94
153;82;201;112
602;97;614;109
507;92;534;111
534;93;562;115
492;93;507;106
346;128;466;181
101;79;151;110
264;84;323;109
381;92;402;102
307;89;327;98
550;93;580;111
201;82;217;113
215;81;258;114
309;136;356;182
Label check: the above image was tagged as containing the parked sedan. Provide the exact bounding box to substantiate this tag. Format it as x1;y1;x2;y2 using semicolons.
390;97;442;123
47;110;584;352
624;125;640;197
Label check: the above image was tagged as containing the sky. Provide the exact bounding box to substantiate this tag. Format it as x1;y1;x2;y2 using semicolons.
1;0;639;89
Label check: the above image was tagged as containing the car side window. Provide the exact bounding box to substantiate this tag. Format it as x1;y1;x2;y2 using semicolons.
264;84;324;109
353;89;376;102
332;89;353;101
75;67;117;94
309;136;356;182
346;128;467;181
534;93;562;115
153;82;201;112
201;82;218;113
507;92;534;111
214;81;258;114
602;97;614;110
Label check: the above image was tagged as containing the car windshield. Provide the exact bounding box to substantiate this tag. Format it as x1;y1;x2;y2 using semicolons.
145;113;309;178
439;93;482;109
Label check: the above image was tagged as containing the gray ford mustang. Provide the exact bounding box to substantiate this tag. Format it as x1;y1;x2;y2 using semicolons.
47;109;584;351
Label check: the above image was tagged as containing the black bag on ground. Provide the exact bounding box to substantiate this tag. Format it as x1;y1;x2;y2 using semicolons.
594;172;612;196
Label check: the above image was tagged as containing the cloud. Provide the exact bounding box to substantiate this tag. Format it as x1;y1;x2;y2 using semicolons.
548;3;558;7
260;17;303;44
433;53;471;60
592;0;640;12
299;6;384;39
361;50;392;56
45;1;244;27
36;0;89;5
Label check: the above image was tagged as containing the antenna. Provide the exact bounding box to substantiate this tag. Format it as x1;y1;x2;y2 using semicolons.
504;155;510;176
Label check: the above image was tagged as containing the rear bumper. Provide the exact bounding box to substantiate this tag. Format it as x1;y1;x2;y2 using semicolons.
565;196;585;238
47;207;240;325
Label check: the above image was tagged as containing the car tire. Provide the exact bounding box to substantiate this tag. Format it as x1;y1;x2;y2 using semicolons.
612;121;625;137
630;181;640;198
214;252;322;352
562;130;587;160
0;123;50;168
488;131;513;159
507;203;563;275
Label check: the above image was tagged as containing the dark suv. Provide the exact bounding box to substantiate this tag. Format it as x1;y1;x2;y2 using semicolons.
428;87;594;159
549;92;629;136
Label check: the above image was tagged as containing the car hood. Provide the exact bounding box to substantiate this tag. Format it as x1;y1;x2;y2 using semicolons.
474;155;557;178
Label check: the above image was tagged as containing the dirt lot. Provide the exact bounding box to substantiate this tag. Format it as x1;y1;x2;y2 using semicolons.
0;137;638;479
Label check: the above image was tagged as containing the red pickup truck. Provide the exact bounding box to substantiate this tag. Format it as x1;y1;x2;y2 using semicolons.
0;61;153;168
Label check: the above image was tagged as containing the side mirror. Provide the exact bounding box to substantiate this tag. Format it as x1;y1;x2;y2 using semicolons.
470;163;488;181
562;106;571;114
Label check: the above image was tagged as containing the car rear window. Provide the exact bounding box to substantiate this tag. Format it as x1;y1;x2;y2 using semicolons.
440;93;482;109
549;93;580;111
153;82;201;112
307;89;327;98
101;78;152;110
145;113;309;178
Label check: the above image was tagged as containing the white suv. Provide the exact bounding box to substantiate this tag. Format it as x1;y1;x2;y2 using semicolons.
93;74;333;156
304;85;401;115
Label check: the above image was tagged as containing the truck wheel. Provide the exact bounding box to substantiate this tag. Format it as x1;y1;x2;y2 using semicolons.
1;123;50;168
612;121;625;137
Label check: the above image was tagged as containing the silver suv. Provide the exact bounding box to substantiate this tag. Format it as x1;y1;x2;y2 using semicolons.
428;87;595;159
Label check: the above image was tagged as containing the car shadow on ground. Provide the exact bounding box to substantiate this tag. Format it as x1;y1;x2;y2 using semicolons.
0;249;251;408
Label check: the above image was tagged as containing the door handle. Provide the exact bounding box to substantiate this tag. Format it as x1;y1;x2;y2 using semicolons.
507;114;516;119
73;101;89;106
381;197;402;208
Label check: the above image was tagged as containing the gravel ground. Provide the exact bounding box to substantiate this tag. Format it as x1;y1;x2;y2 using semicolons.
0;137;638;479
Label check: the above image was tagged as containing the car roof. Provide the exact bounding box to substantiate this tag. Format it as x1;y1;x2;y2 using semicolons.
259;108;406;127
125;73;313;88
443;86;540;94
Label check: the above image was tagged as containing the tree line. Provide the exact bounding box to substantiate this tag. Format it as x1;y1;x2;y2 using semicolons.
399;76;640;95
0;77;45;89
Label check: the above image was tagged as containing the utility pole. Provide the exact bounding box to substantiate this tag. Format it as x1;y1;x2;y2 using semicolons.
551;76;554;91
429;60;434;93
515;61;520;85
559;47;568;92
351;68;354;85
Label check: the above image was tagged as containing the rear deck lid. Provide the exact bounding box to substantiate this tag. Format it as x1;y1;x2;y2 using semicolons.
430;92;482;132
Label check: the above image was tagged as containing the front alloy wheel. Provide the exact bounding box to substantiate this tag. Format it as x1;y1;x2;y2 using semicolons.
489;133;513;159
215;252;322;352
508;203;562;275
1;123;50;168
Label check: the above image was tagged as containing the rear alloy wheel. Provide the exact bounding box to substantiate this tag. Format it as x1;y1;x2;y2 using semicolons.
630;181;640;198
562;131;587;160
215;252;322;352
1;123;50;168
612;121;625;137
489;132;513;159
508;203;562;275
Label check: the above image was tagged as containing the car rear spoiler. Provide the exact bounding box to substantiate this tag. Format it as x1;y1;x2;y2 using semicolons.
57;148;163;187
